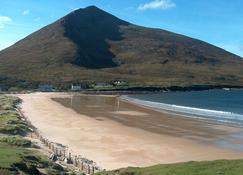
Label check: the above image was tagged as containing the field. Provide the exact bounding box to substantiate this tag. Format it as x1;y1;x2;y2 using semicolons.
96;160;243;175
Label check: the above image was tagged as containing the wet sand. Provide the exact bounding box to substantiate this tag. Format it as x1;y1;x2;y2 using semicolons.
17;93;243;170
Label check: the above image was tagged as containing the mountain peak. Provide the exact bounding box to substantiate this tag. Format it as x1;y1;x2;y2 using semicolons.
84;5;100;10
1;6;243;87
60;6;129;68
72;5;103;14
66;5;129;25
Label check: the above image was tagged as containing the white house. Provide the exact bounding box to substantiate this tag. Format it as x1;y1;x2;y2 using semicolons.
71;84;82;91
113;80;127;86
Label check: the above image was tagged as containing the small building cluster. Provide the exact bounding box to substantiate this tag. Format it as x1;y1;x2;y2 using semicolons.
71;84;82;91
35;80;128;92
113;80;127;86
93;81;128;89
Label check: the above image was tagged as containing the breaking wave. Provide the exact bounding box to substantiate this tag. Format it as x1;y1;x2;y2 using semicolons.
121;96;243;127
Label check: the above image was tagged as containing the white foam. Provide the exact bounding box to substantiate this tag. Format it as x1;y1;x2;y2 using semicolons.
121;96;243;126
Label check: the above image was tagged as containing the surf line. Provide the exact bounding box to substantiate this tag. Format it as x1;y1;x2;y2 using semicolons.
121;96;243;127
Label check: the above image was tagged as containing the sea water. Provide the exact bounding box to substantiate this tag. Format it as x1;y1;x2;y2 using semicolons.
125;89;243;127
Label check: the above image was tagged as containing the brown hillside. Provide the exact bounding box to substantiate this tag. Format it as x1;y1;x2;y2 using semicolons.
0;6;243;88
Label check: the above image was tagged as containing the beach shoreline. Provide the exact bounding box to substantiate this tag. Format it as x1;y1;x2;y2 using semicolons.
16;92;243;170
120;95;243;128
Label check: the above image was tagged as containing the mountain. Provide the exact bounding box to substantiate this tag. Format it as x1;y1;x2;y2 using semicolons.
0;6;243;89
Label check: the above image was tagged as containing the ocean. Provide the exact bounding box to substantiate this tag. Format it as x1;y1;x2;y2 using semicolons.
125;89;243;127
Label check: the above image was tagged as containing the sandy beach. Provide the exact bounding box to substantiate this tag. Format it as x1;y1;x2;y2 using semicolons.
17;92;243;170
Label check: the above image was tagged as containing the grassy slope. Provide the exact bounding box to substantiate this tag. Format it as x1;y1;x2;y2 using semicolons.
0;95;68;175
0;142;24;168
97;160;243;175
0;96;29;135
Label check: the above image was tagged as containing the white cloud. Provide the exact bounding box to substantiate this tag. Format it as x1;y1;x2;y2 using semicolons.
0;16;12;29
22;10;30;16
33;17;41;22
138;0;176;11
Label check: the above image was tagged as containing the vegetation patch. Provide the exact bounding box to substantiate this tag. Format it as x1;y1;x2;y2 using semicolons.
0;95;20;110
0;110;29;135
0;142;26;169
0;136;31;147
96;160;243;175
0;142;57;174
0;95;29;135
0;95;69;175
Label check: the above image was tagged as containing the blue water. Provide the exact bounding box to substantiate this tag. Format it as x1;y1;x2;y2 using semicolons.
125;89;243;127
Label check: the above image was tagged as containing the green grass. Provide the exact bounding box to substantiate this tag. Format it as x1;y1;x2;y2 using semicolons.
96;160;243;175
0;95;29;135
0;136;31;147
0;110;29;135
0;95;20;110
0;142;65;174
0;95;68;175
0;142;29;168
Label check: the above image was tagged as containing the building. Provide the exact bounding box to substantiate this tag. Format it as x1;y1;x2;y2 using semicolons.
71;84;82;91
113;80;127;86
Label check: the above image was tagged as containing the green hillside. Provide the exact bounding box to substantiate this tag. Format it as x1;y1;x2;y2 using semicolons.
96;160;243;175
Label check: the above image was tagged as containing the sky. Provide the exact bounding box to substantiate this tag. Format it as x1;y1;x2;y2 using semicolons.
0;0;243;57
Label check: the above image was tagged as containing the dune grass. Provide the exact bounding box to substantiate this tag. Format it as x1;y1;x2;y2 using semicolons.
0;136;31;147
0;95;29;136
0;95;20;110
0;112;29;135
0;95;69;175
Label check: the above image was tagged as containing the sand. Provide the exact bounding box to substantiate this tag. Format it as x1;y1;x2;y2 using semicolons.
17;92;243;170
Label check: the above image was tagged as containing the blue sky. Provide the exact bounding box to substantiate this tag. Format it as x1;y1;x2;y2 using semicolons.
0;0;243;57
